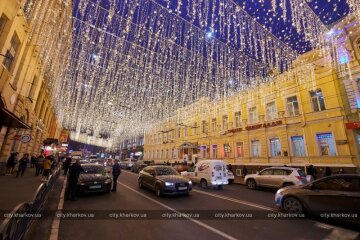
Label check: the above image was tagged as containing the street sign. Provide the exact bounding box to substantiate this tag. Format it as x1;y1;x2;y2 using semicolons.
21;135;32;143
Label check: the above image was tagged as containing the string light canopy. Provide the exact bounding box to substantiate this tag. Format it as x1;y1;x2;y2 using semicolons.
23;0;359;147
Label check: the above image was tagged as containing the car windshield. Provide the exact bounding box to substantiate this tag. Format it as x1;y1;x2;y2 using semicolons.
156;167;178;176
82;165;106;174
297;169;306;177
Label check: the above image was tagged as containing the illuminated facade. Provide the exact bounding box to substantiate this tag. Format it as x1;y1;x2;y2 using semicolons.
0;0;71;168
144;15;360;173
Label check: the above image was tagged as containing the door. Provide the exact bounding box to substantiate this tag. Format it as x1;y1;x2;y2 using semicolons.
256;169;274;187
212;163;225;183
271;169;289;187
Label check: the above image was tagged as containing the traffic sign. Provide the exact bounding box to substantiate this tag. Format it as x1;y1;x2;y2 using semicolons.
21;135;32;143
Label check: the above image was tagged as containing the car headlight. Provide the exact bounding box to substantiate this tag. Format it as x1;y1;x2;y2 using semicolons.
105;178;112;184
165;182;174;186
188;180;192;185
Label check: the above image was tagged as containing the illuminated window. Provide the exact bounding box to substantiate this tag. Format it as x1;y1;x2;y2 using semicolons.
316;133;336;156
235;142;243;157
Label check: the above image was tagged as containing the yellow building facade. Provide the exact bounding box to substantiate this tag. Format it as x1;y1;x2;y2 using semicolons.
144;15;360;174
0;0;71;171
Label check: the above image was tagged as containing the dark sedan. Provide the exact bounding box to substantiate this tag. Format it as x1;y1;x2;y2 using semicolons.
275;174;360;221
138;166;192;197
78;164;112;194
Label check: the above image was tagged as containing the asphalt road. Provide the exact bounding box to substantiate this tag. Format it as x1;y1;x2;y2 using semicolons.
57;170;360;240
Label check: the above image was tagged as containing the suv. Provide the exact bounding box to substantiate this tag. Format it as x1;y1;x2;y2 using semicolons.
245;167;308;190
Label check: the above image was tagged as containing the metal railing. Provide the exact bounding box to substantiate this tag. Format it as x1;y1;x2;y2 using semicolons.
0;167;60;240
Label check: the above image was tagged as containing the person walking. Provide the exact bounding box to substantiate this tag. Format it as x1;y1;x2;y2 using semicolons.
243;166;248;177
42;156;52;181
325;167;332;176
16;153;30;178
66;159;83;201
6;152;18;175
307;165;317;180
111;160;121;192
37;153;45;175
63;157;72;175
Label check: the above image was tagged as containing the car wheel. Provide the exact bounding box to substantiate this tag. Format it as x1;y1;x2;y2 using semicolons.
228;179;234;184
217;185;223;190
200;179;207;189
283;183;293;187
155;184;162;197
283;197;304;213
246;179;257;189
138;179;143;189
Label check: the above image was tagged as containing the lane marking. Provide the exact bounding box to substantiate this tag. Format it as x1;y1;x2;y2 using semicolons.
49;176;67;240
121;171;357;235
122;170;276;211
118;181;238;240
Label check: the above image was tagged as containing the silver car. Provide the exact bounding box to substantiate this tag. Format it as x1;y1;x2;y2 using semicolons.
245;167;308;189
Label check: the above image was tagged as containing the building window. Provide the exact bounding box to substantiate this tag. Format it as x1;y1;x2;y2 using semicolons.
269;138;281;157
310;89;326;112
193;122;198;135
234;111;241;128
166;149;168;159
251;140;261;157
316;133;336;156
184;126;188;136
211;118;216;132
200;146;206;158
158;133;161;144
223;143;230;158
286;96;300;116
201;120;207;133
211;145;217;158
222;115;228;131
3;32;21;71
0;14;8;35
235;142;244;157
177;128;181;138
248;107;257;124
291;136;306;157
266;102;277;121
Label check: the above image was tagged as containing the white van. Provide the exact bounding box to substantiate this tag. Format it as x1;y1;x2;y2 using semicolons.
181;160;229;188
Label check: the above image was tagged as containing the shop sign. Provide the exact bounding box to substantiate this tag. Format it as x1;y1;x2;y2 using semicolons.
21;135;32;143
245;120;282;131
345;122;360;129
228;128;243;133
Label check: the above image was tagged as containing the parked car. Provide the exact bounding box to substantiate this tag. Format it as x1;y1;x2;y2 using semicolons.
275;174;360;222
245;167;308;190
120;158;137;169
180;160;229;188
173;164;190;173
105;158;114;167
77;164;112;194
138;165;192;197
131;160;155;173
90;158;106;166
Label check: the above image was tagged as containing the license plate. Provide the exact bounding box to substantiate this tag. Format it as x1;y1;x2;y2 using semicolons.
178;186;187;190
89;185;101;189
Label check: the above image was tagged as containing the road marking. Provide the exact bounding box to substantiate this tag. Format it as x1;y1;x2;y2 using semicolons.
118;181;238;240
49;176;67;240
192;189;277;212
123;170;277;211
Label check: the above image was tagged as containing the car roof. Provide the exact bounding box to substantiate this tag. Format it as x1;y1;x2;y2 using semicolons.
265;166;300;170
81;163;104;167
147;165;173;168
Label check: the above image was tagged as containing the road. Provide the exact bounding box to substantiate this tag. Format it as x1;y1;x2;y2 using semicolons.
57;170;359;240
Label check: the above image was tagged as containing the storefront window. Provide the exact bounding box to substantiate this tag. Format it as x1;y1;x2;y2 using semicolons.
291;136;306;157
251;140;261;157
269;138;281;157
235;142;243;157
316;133;336;156
212;145;217;158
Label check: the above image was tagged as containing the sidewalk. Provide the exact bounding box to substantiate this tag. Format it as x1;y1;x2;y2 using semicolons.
234;176;245;185
0;167;45;211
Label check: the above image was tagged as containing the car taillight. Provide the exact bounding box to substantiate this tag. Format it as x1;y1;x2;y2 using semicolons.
295;176;303;180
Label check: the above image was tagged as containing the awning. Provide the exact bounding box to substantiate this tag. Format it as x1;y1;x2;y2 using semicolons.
0;107;31;129
179;142;198;149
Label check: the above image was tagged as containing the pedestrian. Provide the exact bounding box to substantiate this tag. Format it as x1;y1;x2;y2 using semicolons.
63;157;72;175
42;156;52;181
6;152;18;175
111;159;121;192
66;159;84;201
307;165;317;180
33;155;40;176
325;167;332;176
37;153;45;175
30;155;36;168
337;168;344;174
16;153;30;178
243;166;248;176
228;164;233;173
